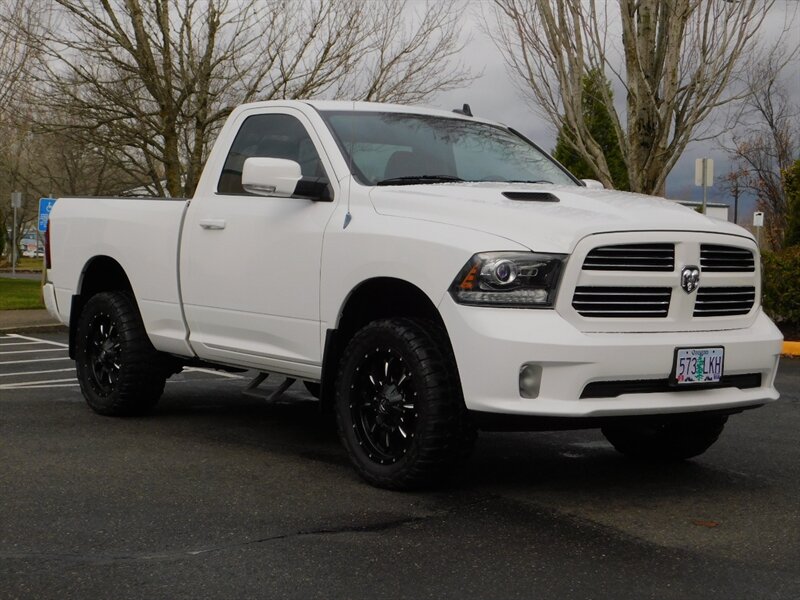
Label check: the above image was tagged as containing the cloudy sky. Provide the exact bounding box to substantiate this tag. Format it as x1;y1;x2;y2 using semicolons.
429;0;800;221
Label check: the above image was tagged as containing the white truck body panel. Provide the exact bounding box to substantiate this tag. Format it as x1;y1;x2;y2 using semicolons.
369;183;749;254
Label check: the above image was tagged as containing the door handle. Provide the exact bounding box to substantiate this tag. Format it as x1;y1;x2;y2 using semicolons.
199;219;226;230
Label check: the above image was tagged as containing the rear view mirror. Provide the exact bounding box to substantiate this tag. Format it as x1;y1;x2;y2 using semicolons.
242;157;302;197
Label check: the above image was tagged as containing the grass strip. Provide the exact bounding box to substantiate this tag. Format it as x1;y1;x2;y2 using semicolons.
0;277;44;310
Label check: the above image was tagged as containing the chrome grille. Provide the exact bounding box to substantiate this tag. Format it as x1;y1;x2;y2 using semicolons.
693;287;756;317
582;243;674;272
700;244;755;272
572;287;671;318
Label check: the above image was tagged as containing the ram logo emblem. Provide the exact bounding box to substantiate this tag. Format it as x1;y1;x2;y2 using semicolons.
681;265;701;294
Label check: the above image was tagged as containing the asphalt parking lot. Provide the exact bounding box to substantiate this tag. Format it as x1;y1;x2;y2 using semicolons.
1;330;799;599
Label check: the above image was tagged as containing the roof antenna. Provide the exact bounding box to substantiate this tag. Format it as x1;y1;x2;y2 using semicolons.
452;103;472;117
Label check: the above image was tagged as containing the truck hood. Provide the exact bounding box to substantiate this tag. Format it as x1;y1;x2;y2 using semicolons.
369;183;750;253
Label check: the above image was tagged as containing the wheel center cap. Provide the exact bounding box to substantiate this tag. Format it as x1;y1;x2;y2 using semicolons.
382;384;402;405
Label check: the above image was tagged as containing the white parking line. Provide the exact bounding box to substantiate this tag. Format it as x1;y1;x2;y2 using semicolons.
0;368;75;378
0;377;79;390
0;383;80;390
0;341;51;347
0;348;67;355
0;357;72;365
7;334;69;348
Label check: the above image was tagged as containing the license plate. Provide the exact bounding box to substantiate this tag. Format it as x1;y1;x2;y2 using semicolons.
672;347;724;385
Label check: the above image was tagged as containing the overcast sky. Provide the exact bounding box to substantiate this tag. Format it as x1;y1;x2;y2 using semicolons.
429;0;800;221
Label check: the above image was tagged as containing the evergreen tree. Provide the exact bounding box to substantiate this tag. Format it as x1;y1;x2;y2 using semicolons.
553;69;629;191
784;159;800;248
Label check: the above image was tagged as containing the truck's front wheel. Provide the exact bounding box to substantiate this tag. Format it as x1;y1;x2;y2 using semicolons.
75;292;166;416
601;414;728;461
335;318;473;489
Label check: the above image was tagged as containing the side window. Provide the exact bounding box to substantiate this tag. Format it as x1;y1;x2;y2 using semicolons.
217;114;327;194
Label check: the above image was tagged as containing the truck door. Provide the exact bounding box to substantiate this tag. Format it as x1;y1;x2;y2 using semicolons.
180;108;339;379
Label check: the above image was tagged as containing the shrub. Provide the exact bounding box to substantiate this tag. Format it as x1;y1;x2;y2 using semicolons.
762;246;800;333
784;159;800;248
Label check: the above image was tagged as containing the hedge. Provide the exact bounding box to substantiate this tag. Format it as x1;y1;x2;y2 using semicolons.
762;246;800;329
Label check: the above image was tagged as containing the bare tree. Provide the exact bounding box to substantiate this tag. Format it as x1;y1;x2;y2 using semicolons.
0;0;38;112
0;0;45;261
23;0;470;198
490;0;788;195
720;167;749;226
725;47;798;248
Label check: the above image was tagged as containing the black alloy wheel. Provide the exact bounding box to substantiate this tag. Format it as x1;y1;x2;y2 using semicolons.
85;311;121;396
335;318;474;489
349;345;418;465
75;291;167;416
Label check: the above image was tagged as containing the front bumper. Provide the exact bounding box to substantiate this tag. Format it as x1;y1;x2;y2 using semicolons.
439;297;782;418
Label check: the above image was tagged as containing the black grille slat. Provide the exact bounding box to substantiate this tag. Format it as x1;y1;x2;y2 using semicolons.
693;287;755;317
700;244;755;272
580;374;761;398
583;244;674;272
573;286;671;318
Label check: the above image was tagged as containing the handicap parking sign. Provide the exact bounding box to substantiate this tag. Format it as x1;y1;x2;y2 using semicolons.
38;198;56;232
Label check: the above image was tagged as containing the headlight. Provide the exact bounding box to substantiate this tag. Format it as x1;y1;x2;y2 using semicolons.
449;252;567;308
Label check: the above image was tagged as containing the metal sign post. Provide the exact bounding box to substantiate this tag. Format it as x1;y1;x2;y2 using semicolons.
695;158;714;214
10;192;22;275
753;211;764;249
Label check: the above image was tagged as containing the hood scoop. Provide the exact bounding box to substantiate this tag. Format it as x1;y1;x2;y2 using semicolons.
502;191;559;202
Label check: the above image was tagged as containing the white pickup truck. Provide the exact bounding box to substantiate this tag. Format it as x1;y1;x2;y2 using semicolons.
44;100;783;489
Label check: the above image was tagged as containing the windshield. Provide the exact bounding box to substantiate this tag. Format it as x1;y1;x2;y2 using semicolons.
319;111;578;187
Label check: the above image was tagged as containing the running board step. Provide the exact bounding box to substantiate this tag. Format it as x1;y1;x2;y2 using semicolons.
241;372;297;403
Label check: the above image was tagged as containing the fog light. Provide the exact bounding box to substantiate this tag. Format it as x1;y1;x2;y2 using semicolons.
519;363;542;399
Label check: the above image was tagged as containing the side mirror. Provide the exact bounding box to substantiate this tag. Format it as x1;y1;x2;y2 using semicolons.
242;157;302;197
581;179;605;190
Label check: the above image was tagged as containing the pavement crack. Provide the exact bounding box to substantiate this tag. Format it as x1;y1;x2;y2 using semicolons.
1;496;496;565
0;516;430;565
187;515;425;557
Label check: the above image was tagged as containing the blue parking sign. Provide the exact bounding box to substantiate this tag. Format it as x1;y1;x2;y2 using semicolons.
38;198;56;232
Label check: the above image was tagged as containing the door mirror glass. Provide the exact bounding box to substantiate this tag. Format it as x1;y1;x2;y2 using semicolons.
242;157;302;197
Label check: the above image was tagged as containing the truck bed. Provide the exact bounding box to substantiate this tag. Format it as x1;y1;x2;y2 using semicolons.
48;196;193;356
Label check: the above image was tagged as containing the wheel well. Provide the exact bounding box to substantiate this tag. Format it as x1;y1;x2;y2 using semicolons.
320;278;449;409
337;278;446;339
68;256;134;358
79;256;133;298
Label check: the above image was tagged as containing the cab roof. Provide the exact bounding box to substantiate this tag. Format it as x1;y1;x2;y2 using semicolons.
232;99;506;129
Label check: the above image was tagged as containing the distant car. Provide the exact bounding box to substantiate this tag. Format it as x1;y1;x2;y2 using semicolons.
22;248;44;258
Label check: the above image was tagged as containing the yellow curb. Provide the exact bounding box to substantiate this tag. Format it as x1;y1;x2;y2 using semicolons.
783;341;800;357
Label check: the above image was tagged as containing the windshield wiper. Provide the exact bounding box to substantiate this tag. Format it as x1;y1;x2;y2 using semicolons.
376;175;464;186
502;179;553;185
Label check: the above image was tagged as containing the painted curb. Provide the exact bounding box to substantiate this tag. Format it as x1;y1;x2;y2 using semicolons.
783;341;800;357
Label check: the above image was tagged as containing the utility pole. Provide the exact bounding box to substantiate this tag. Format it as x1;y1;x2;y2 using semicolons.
695;158;714;215
10;192;22;276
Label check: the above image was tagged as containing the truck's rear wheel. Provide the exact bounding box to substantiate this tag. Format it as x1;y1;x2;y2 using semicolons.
75;292;166;416
335;318;473;489
601;415;728;461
